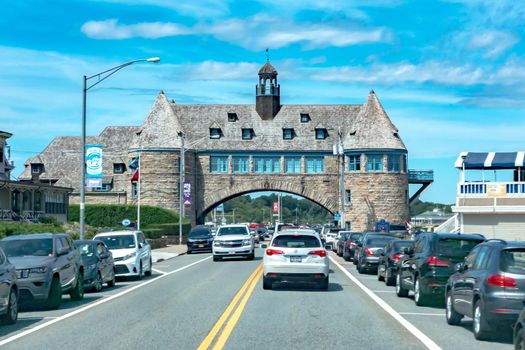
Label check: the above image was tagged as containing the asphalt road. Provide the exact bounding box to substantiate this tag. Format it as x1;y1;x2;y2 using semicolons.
0;247;515;349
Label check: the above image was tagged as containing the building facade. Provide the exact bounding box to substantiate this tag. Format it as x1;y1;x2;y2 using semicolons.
21;61;429;231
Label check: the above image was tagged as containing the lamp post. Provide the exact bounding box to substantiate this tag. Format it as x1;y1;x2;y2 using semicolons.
80;57;160;239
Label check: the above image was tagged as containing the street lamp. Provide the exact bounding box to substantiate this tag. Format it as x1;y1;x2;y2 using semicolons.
80;57;160;239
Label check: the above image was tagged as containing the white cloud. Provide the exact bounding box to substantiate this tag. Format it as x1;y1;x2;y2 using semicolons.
81;19;192;39
467;30;518;58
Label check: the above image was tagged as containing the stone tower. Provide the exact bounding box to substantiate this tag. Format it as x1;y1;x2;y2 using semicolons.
255;60;280;120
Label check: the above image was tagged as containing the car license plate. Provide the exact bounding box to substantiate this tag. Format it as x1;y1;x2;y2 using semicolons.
290;256;302;263
198;244;204;248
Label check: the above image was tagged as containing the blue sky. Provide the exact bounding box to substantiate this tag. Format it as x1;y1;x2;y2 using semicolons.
2;0;525;204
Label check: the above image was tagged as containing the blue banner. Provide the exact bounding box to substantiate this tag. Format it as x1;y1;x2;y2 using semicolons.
86;144;103;178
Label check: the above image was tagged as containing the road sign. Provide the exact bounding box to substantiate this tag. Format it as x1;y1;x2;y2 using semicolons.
216;203;224;212
122;219;131;227
334;213;341;221
375;219;390;232
273;202;279;213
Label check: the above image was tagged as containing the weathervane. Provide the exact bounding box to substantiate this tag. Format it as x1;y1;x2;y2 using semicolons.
266;48;269;61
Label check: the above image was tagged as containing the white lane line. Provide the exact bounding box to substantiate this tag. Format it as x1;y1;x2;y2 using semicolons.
18;317;57;320
400;312;445;317
152;268;167;275
0;256;211;347
330;257;442;350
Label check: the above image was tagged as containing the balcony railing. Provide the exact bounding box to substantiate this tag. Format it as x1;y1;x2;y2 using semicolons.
458;182;525;197
408;169;434;183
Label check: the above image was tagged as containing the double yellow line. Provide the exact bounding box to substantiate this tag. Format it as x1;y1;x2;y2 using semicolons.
198;262;263;350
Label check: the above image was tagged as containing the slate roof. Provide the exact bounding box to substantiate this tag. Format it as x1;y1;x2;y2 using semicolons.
259;61;278;75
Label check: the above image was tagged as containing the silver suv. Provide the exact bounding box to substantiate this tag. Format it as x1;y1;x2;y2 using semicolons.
0;233;84;309
212;225;254;261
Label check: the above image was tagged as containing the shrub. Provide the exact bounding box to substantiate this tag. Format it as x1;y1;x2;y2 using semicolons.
0;222;63;239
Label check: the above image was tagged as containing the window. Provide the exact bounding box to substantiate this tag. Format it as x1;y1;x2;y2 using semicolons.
31;164;42;174
300;113;311;123
114;163;125;174
0;147;3;162
345;189;351;204
348;155;361;172
315;128;327;140
253;156;280;173
388;155;400;172
210;128;222;139
227;113;238;122
210;156;229;173
473;247;491;270
93;184;111;192
403;155;407;172
305;157;324;173
366;154;383;172
232;156;249;173
242;128;254;140
284;157;301;174
283;128;294;140
131;182;138;199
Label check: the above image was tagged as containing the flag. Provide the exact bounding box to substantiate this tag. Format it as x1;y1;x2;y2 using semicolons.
131;170;139;182
129;156;139;170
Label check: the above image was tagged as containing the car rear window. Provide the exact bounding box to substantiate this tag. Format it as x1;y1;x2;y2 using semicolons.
366;236;396;247
393;241;413;252
272;235;321;248
437;238;481;258
189;228;211;237
350;233;362;241
97;235;136;249
500;249;525;275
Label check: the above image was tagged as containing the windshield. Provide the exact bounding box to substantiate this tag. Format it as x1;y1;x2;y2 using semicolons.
272;235;321;248
437;238;481;258
97;235;136;249
217;227;248;236
1;238;53;257
189;229;211;237
75;243;94;257
500;249;525;274
366;236;396;247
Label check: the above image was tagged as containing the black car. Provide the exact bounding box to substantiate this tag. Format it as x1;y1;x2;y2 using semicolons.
342;232;363;262
396;232;485;307
187;225;214;254
74;240;116;292
377;240;414;286
336;232;351;257
356;234;397;274
446;239;525;340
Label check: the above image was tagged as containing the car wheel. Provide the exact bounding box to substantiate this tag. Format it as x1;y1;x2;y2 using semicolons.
0;288;18;325
385;268;395;286
107;269;116;288
263;277;272;290
213;255;221;262
377;265;385;281
247;252;255;261
357;261;365;274
396;273;408;297
45;276;62;309
319;276;329;290
514;325;525;350
414;277;428;306
473;299;492;340
93;271;103;293
187;249;192;254
352;257;358;265
446;292;462;325
145;257;153;276
70;272;84;301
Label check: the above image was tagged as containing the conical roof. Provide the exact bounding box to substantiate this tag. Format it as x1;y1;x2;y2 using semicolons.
258;60;278;75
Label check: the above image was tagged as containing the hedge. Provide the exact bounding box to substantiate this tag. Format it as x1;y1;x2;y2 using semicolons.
68;204;181;227
142;223;191;239
0;222;63;239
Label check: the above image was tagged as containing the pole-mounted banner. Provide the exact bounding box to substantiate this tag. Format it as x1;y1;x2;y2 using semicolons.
86;144;103;188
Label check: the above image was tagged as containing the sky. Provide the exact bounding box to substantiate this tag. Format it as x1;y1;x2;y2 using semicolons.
2;0;525;205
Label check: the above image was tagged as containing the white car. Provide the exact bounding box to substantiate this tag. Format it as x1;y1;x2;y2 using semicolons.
262;230;329;290
212;224;254;261
93;231;152;279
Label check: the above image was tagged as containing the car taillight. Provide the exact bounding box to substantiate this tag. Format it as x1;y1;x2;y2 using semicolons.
426;256;449;267
365;248;374;256
392;253;401;261
308;250;327;257
349;242;356;247
266;249;284;256
487;274;517;288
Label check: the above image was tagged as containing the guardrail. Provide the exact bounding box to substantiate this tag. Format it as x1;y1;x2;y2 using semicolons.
408;170;434;182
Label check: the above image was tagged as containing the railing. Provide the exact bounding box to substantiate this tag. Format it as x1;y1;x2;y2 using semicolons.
458;182;525;197
408;170;434;182
0;209;13;221
434;214;459;233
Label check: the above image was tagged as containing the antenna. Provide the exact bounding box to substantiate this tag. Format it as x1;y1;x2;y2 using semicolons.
266;48;269;61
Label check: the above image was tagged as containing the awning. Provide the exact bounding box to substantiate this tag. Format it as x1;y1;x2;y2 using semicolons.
455;152;525;169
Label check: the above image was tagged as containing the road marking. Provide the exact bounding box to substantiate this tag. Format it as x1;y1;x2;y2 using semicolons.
400;312;445;317
0;256;211;347
198;263;262;350
18;317;57;320
330;257;442;350
152;268;167;275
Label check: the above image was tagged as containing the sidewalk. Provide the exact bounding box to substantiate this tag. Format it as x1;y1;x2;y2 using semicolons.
152;244;188;263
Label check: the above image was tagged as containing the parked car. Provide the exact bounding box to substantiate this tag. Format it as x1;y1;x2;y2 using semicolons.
342;232;363;262
212;224;254;261
0;246;18;324
262;229;329;290
377;240;414;286
0;233;84;309
187;225;214;254
93;231;152;280
396;232;485;307
513;300;525;349
356;234;397;274
74;240;116;292
445;239;525;340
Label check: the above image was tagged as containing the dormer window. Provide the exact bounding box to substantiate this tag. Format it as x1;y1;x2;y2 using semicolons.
210;128;222;139
283;128;295;140
300;113;311;123
242;128;254;140
31;164;43;174
228;113;238;122
315;128;328;140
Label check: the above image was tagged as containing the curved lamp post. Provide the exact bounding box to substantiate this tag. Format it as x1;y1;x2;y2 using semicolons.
80;57;160;239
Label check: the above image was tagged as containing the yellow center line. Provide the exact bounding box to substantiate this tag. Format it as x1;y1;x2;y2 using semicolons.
212;268;263;350
197;263;263;350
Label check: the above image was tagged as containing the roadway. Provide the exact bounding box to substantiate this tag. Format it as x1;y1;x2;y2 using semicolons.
0;247;514;349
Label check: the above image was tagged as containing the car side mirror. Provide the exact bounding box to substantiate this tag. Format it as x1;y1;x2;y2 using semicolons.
454;262;464;272
325;245;331;251
99;253;109;260
261;244;268;249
